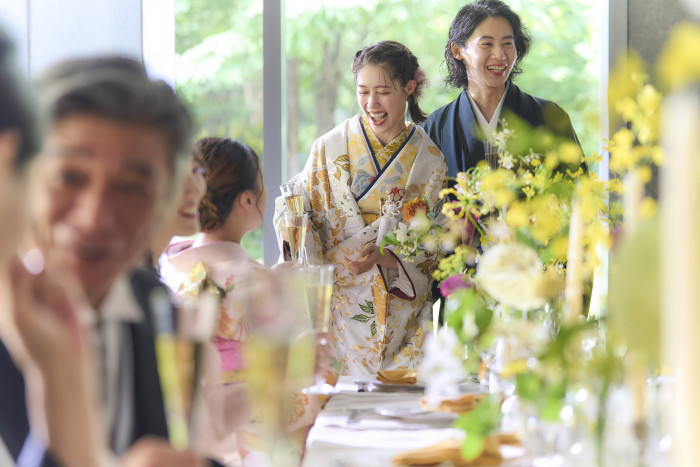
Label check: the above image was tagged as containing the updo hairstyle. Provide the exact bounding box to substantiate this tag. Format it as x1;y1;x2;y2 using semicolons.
444;0;531;89
351;40;429;124
195;137;262;232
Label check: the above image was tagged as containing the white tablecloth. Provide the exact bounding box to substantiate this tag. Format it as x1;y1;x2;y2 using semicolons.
302;376;528;467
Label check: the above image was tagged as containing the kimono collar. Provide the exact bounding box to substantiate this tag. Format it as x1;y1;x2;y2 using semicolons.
467;82;510;142
456;83;519;172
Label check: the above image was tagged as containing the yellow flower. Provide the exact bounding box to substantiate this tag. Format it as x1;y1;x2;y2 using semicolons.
650;147;665;165
522;186;536;199
609;178;624;194
585;152;604;165
638;84;662;116
640;197;658;219
506;202;528;228
638;165;653;183
529;196;563;244
559;142;582;165
613;127;635;148
608;51;648;109
615;97;640;123
535;268;565;300
550;236;569;261
657;21;700;91
439;187;457;199
544;152;559;170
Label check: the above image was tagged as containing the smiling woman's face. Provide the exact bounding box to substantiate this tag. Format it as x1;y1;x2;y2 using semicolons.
166;160;206;238
452;15;517;92
356;63;415;146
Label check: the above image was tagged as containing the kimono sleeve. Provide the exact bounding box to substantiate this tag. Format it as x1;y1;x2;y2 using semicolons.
377;161;448;301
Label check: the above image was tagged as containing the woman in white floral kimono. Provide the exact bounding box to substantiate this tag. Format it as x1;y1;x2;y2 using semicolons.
275;41;448;376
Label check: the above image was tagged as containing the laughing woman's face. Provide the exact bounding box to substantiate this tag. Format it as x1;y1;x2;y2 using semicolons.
356;63;415;146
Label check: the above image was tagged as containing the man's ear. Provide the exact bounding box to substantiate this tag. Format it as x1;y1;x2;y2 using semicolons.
450;42;464;60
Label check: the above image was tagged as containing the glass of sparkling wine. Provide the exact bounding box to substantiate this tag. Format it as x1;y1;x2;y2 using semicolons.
280;183;304;216
302;264;336;395
149;288;219;450
284;212;307;264
483;141;502;170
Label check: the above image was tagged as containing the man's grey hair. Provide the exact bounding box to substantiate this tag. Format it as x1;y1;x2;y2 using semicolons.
34;56;192;172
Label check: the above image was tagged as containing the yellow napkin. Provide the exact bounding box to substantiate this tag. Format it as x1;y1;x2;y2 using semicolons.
376;369;418;385
392;436;507;466
419;393;484;414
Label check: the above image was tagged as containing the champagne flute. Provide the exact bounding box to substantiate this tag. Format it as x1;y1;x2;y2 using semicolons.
283;212;307;265
483;141;502;170
242;269;309;467
301;265;336;395
280;183;304;216
150;288;219;450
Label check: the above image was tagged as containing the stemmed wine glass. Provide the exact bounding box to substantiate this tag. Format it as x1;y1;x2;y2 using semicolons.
283;212;308;265
242;268;310;467
300;264;336;395
280;183;304;216
483;141;503;170
150;287;219;450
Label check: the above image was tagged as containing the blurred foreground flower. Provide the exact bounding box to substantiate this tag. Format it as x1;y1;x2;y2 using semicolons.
403;197;429;223
475;243;546;311
440;273;475;297
420;326;467;406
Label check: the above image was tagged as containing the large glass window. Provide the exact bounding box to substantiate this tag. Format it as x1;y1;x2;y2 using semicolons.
175;0;601;261
175;0;264;259
285;0;601;176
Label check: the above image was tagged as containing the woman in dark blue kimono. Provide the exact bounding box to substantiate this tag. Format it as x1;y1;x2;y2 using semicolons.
423;0;581;178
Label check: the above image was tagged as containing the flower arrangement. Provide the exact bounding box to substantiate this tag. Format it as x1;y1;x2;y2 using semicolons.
380;22;700;464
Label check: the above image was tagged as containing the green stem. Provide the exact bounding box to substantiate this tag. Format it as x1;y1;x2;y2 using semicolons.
596;379;609;467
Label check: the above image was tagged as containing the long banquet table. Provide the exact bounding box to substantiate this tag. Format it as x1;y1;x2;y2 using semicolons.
302;376;534;467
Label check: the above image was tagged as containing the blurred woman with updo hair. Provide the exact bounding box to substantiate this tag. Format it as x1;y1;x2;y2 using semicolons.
162;137;323;464
161;137;267;465
274;40;447;376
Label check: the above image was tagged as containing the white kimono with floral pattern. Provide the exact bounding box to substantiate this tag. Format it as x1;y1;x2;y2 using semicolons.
274;115;448;376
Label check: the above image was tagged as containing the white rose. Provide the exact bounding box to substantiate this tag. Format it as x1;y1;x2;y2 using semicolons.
475;243;545;311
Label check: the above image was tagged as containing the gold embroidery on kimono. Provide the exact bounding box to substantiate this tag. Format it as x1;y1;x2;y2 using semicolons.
273;115;448;376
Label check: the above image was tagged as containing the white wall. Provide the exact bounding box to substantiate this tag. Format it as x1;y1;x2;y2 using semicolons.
0;0;173;82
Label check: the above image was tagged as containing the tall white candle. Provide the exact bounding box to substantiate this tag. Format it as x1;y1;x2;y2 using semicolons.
564;195;583;323
661;89;700;467
623;168;646;424
623;169;643;234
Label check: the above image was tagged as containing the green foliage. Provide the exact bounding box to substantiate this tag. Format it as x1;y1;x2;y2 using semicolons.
446;288;493;341
433;245;471;282
444;287;494;373
453;395;502;461
379;231;399;255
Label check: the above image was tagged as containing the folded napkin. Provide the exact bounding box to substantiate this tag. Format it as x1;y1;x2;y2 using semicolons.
419;393;483;414
376;369;418;385
392;433;520;466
